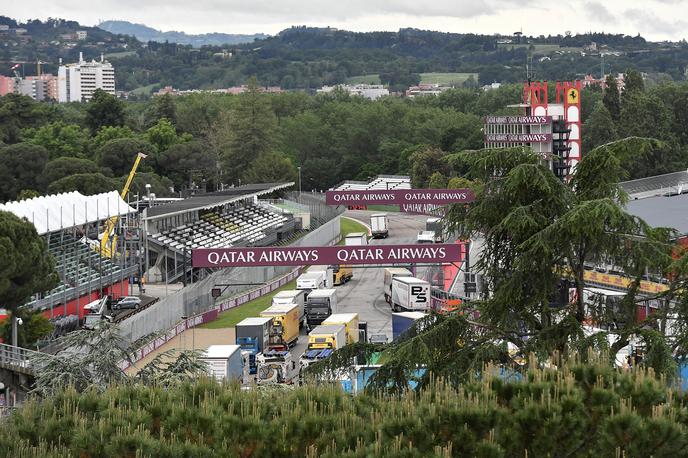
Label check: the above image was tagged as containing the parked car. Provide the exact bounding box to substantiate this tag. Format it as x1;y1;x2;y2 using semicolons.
113;296;142;310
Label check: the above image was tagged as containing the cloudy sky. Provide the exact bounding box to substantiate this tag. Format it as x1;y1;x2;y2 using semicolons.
4;0;688;41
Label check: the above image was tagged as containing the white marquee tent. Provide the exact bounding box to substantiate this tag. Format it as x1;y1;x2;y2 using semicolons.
0;191;137;235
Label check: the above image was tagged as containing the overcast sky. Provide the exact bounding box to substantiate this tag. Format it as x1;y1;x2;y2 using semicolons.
4;0;687;41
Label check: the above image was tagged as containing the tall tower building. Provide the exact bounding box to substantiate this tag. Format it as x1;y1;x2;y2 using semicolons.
58;52;116;103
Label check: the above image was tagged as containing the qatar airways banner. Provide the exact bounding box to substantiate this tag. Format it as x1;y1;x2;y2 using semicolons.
192;244;462;268
484;133;552;143
485;115;552;125
325;189;474;206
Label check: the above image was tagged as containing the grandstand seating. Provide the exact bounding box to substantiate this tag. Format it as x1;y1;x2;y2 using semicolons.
150;205;291;251
38;234;124;299
332;175;411;191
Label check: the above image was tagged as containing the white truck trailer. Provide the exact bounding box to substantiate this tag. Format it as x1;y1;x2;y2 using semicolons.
383;267;413;304
345;232;368;246
391;277;430;312
370;213;389;239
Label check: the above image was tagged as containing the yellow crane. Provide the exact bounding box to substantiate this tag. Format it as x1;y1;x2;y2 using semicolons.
99;152;147;258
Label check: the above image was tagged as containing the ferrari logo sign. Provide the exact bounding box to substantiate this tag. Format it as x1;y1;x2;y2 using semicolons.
567;88;579;104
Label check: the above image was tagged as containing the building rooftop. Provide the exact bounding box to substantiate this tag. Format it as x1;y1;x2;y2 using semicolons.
620;170;688;200
625;193;688;235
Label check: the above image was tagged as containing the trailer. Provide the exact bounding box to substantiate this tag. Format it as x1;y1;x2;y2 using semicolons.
331;264;353;285
272;290;306;326
235;317;272;353
307;265;334;288
383;268;413;304
345;232;368;246
370;213;389;238
322;313;360;344
392;312;426;340
200;345;243;382
416;231;435;244
391;277;430;312
306;324;347;350
296;272;326;298
260;303;301;349
305;288;338;327
299;348;334;372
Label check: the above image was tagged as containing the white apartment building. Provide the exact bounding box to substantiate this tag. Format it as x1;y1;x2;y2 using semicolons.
58;52;115;102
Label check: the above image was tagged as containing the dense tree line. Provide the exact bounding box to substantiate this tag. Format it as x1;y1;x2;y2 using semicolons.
3;357;688;456
2;73;688;202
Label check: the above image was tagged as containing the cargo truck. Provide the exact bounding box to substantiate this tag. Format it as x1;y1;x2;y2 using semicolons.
256;350;294;385
370;213;389;238
308;265;334;288
260;303;300;349
306;324;347;350
331;264;353;285
416;230;435;244
383;267;413;304
323;313;360;344
272;290;306;327
345;232;368;246
426;217;444;243
299;348;334;372
392;312;426;340
235;317;272;353
391;277;430;312
296;272;326;298
200;345;243;382
305;288;337;327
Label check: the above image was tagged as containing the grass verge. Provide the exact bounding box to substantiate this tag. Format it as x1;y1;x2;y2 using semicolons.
199;280;296;329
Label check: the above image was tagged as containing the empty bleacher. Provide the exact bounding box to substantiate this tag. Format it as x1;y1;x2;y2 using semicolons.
332;175;411;191
150;205;292;251
35;233;124;303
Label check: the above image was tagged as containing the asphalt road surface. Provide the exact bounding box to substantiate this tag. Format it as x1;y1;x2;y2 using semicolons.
335;210;428;342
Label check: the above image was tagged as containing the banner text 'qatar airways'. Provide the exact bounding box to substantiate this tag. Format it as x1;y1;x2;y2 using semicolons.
325;189;475;206
192;244;462;268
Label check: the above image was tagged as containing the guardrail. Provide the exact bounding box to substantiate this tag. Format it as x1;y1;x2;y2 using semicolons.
0;343;42;375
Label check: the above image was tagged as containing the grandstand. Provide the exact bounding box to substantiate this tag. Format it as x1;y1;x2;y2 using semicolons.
621;170;688;200
330;175;411;191
0;191;139;318
142;183;297;281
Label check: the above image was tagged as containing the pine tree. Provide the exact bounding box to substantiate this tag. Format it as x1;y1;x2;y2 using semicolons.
582;102;617;152
602;74;621;120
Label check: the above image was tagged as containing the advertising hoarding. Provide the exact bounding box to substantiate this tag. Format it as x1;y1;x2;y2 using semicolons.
484;133;552;143
192;244;463;268
484;115;552;125
325;189;474;206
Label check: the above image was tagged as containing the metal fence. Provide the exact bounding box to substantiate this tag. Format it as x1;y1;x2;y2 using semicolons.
0;343;41;375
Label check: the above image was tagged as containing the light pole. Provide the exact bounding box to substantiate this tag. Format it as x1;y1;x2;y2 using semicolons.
144;184;151;285
181;315;188;351
297;166;302;202
11;317;23;347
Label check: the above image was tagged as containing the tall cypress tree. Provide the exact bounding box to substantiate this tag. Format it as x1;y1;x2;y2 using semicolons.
602;75;621;120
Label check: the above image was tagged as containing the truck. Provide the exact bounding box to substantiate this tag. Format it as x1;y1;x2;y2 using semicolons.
296;272;326;297
305;288;337;327
391;277;430;312
256;350;294;385
299;348;334;372
370;213;389;238
426;217;444;243
82;296;112;329
199;345;243;382
383;268;413;304
392;312;426;340
322;313;360;344
236;317;272;376
331;264;353;285
306;324;347;350
272;290;306;327
308;265;334;288
345;232;368;246
416;231;435;244
260;303;301;349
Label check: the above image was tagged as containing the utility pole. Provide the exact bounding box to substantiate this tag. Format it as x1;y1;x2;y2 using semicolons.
298;166;302;203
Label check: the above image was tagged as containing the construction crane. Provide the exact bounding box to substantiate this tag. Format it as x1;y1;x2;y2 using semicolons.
98;152;147;258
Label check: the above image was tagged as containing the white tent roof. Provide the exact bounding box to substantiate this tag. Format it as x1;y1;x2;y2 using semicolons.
0;191;137;235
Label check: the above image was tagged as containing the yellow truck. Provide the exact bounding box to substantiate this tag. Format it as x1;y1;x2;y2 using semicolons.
260;303;300;349
331;264;353;285
323;313;360;344
307;324;347;350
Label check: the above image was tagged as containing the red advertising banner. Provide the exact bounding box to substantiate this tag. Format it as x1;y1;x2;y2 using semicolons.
484;133;552;143
484;115;552;125
325;189;474;206
192;244;462;268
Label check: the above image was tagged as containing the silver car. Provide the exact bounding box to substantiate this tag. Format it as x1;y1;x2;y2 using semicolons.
113;296;142;310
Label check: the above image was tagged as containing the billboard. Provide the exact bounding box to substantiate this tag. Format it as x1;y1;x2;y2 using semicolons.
484;133;552;143
484;115;552;125
192;244;462;268
325;189;474;206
